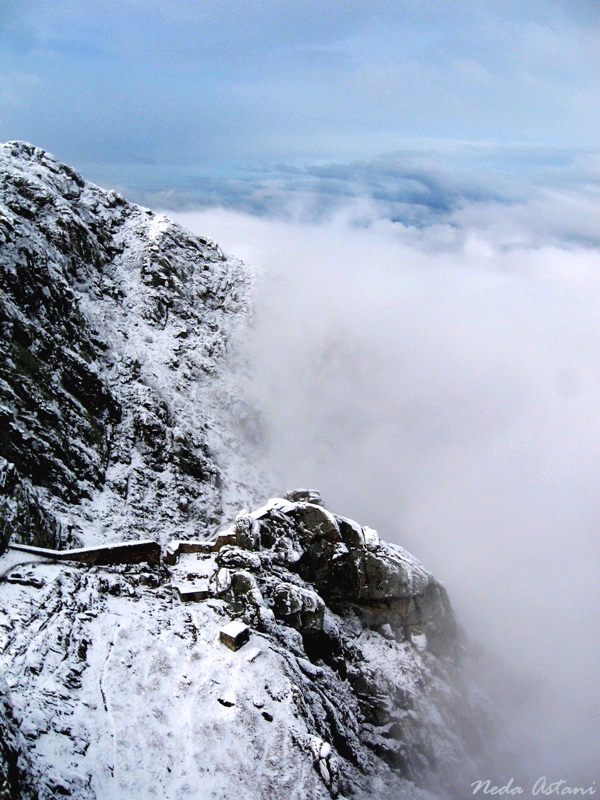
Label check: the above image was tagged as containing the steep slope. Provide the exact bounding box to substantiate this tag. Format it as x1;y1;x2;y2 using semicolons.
0;143;489;799
0;140;262;554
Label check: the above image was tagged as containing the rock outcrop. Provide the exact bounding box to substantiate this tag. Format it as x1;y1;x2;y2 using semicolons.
0;671;38;800
169;495;471;793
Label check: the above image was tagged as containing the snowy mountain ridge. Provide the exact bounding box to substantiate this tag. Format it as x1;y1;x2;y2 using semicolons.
0;140;263;556
0;142;487;799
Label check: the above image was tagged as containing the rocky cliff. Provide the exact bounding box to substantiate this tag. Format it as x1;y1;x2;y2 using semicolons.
0;140;261;555
0;143;487;799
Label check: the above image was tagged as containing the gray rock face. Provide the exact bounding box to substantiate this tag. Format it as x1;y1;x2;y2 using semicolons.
0;458;63;555
0;140;264;552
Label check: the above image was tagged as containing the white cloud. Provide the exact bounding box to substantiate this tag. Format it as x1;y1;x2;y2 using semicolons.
170;192;600;780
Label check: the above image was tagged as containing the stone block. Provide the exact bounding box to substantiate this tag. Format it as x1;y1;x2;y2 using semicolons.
179;540;215;555
213;532;236;551
165;541;179;566
174;580;212;602
219;620;250;651
165;539;216;565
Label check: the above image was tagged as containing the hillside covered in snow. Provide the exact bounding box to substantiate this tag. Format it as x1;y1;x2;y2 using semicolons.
0;142;490;799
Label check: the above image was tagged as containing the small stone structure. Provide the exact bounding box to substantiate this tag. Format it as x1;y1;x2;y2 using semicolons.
219;620;250;651
164;532;236;565
284;488;322;505
8;540;161;567
174;581;213;602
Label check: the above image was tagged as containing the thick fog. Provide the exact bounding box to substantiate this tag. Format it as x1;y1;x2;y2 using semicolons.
170;189;600;788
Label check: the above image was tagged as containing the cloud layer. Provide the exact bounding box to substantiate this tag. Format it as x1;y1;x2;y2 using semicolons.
169;186;600;783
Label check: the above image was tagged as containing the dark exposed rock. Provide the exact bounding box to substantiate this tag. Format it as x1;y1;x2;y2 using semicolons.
0;458;66;553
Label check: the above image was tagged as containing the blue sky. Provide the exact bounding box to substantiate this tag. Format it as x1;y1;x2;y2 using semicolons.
1;0;598;209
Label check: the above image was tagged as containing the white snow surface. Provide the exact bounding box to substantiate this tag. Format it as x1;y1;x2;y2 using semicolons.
0;546;447;800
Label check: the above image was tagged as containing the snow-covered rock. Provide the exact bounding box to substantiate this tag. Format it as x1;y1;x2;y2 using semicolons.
0;493;488;799
0;669;37;799
0;140;265;554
